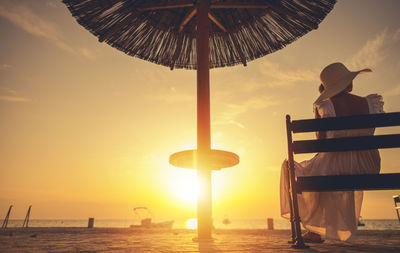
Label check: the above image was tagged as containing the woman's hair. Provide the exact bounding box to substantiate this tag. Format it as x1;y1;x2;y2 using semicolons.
319;84;324;94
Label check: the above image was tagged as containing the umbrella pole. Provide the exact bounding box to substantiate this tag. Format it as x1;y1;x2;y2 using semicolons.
196;0;212;240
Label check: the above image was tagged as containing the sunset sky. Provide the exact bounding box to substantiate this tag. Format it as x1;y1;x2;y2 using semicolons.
1;0;400;221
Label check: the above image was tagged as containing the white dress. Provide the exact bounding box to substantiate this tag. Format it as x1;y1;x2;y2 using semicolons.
280;94;384;242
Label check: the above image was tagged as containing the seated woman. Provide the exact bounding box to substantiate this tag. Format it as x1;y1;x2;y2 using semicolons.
280;62;384;243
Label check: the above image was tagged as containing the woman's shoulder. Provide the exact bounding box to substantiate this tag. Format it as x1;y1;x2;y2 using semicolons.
314;99;335;118
365;94;384;114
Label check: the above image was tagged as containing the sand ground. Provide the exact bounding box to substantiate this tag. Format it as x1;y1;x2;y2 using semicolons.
1;228;399;252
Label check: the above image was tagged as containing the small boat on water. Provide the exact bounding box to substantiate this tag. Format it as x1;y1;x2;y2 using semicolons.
222;217;231;225
130;218;174;229
130;207;174;229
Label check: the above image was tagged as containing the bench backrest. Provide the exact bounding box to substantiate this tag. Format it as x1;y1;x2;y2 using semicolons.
287;112;400;154
285;112;400;247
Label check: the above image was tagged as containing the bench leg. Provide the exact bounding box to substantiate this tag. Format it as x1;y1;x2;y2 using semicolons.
286;115;308;248
286;161;296;244
397;209;400;224
288;161;308;249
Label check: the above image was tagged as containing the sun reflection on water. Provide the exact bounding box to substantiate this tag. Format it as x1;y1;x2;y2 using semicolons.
185;218;198;229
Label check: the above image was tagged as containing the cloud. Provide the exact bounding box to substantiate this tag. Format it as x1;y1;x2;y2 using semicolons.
0;2;94;59
214;96;277;128
78;48;97;60
150;86;194;103
259;60;318;87
0;64;12;70
46;1;58;8
348;28;400;69
0;95;30;102
383;84;400;97
393;28;400;41
0;87;17;95
209;65;286;128
349;30;388;69
0;87;30;102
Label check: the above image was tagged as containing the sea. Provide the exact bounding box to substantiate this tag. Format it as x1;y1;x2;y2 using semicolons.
3;219;399;230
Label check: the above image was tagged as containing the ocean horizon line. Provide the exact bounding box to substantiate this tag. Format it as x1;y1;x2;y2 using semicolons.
3;218;399;230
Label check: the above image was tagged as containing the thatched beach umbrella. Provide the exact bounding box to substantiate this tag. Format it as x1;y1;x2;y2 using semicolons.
63;0;336;245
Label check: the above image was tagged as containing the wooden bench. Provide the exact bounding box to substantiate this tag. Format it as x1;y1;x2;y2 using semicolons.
285;112;400;248
393;195;400;224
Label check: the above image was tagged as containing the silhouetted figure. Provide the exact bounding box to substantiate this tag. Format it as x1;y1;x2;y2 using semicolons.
281;62;384;242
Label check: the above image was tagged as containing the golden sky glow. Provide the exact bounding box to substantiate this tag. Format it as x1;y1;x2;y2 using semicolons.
1;0;400;220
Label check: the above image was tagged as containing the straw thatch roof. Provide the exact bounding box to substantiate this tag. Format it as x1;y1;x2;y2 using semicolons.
63;0;336;70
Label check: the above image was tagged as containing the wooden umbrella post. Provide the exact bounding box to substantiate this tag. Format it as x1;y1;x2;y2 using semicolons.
196;0;212;240
170;0;238;242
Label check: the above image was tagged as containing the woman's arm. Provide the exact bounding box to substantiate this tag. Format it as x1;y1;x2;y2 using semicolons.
314;108;326;139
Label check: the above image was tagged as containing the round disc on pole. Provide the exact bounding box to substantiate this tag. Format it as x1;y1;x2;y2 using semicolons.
169;149;239;170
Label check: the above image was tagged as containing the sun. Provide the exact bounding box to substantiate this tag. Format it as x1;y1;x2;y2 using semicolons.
169;169;198;205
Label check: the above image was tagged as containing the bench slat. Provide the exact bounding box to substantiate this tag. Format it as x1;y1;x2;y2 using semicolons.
293;134;400;154
290;112;400;133
297;173;400;192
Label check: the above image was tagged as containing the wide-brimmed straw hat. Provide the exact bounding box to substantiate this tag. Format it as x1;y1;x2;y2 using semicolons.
315;62;372;104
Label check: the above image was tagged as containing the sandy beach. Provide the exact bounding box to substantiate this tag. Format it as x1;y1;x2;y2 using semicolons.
1;228;399;252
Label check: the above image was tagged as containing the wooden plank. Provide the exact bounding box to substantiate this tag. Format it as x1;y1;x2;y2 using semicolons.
208;13;227;32
210;3;269;9
297;173;400;193
137;3;194;11
293;134;400;154
179;8;196;32
290;112;400;133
